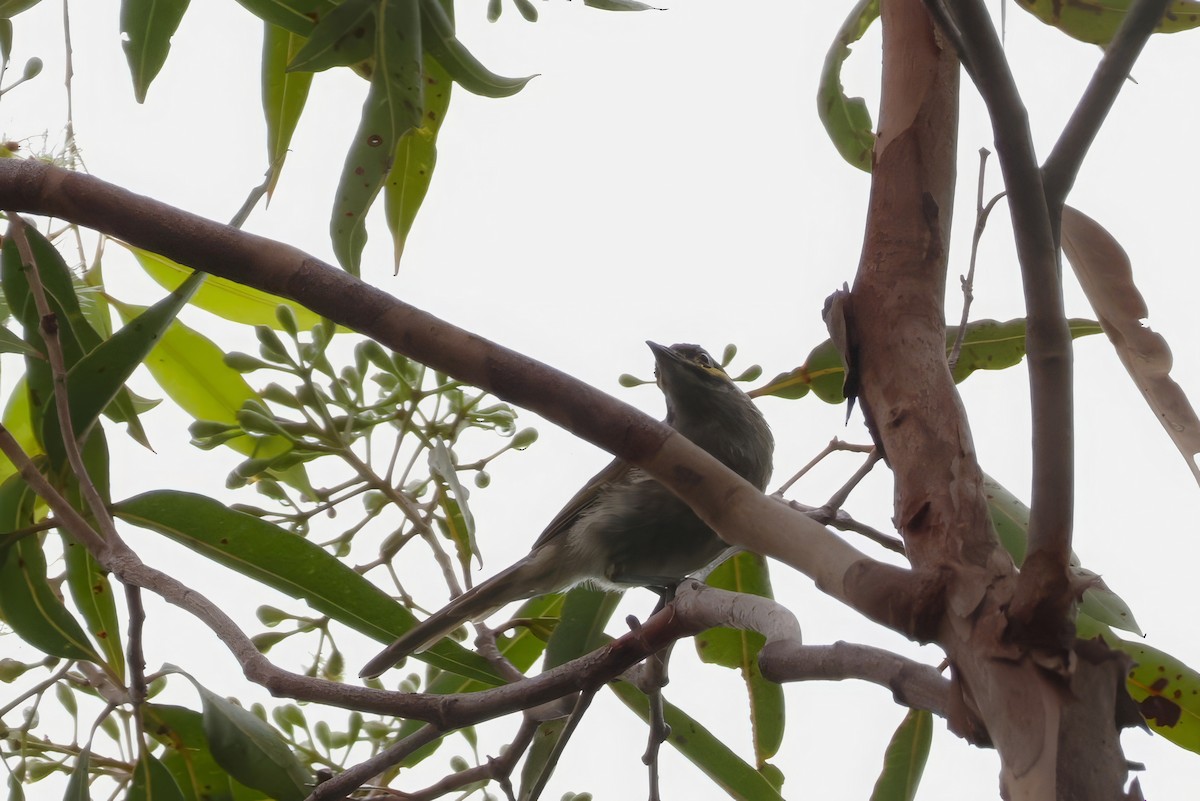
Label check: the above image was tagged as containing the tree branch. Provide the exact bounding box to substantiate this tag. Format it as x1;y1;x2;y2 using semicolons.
927;0;1074;632
1042;0;1172;211
0;158;918;635
758;640;957;732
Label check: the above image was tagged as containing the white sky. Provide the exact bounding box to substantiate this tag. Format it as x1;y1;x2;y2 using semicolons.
3;1;1199;799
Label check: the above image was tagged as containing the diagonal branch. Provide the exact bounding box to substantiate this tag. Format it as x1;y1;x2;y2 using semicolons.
927;0;1074;630
0;158;919;635
1042;0;1172;211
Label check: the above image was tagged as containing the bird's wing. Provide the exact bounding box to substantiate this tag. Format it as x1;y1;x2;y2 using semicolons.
531;456;631;549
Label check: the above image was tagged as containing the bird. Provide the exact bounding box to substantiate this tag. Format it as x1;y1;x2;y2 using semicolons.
359;341;774;679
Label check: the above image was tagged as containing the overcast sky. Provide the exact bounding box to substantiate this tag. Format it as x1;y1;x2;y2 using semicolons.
4;1;1200;799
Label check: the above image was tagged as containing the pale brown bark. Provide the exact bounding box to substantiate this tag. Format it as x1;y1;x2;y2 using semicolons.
844;1;1136;798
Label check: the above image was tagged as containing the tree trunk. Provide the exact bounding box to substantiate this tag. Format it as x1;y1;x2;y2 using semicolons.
847;1;1136;797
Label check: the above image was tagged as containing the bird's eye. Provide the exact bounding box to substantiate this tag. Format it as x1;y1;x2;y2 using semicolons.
694;351;713;368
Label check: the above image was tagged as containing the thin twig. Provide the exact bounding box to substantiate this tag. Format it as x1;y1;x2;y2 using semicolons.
774;438;874;496
306;723;442;801
640;646;673;801
398;717;540;801
525;691;596;801
822;449;881;512
6;215;118;546
786;499;905;556
948;149;1000;372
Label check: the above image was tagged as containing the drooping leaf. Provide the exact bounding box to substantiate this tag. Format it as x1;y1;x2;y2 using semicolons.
1061;206;1200;486
120;0;192;103
125;246;323;330
384;28;453;268
61;747;91;801
0;533;101;662
114;490;505;684
697;552;785;765
233;0;335;36
1074;618;1200;754
429;438;478;570
1;227;151;449
0;325;39;356
329;0;424;274
191;682;308;801
1014;0;1200;44
870;709;933;801
286;0;375;72
517;588;620;798
610;681;786;801
262;22;315;198
144;704;239;801
109;298;298;466
583;0;663;9
61;429;125;678
982;473;1141;635
127;751;186;801
752;318;1103;401
0;378;40;486
419;0;533;98
818;0;878;172
0;0;42;19
41;273;203;470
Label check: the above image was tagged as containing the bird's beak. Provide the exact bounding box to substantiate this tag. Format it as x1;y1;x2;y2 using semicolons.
646;340;676;363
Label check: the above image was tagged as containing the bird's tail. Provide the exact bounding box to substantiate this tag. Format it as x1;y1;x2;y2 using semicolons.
359;557;550;679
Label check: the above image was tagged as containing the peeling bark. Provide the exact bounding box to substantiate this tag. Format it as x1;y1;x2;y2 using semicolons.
845;0;1136;797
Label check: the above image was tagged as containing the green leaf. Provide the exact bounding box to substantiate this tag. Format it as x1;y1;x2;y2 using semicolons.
62;748;90;801
1079;616;1200;754
583;0;663;9
41;273;203;470
329;0;425;274
0;325;39;357
114;490;506;685
1015;0;1200;44
0;378;41;487
120;0;192;103
515;588;618;798
817;0;877;173
233;0;334;36
127;750;187;801
870;709;933;801
752;318;1104;401
429;438;478;570
262;23;315;198
610;681;786;801
188;684;308;801
0;0;42;19
384;27;452;268
544;586;620;669
982;473;1141;636
419;0;533;98
6;772;22;801
60;428;124;678
1;228;151;450
387;594;566;773
144;704;239;801
1093;631;1200;753
62;527;125;680
125;245;323;330
109;299;296;466
0;534;100;662
697;552;784;765
286;0;375;72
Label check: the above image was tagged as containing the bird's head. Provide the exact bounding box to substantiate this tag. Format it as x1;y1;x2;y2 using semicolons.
646;340;773;488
